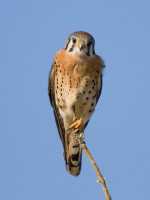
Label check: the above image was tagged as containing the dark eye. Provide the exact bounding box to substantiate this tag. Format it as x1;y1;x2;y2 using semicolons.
72;37;76;43
87;41;92;47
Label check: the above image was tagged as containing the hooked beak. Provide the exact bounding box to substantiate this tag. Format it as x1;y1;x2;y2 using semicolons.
77;41;89;56
77;40;86;51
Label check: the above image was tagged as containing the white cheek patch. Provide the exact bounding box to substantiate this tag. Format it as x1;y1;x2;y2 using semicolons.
67;41;80;53
67;40;73;50
67;40;94;56
73;47;80;53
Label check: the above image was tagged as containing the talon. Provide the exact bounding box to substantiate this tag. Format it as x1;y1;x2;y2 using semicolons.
69;118;83;130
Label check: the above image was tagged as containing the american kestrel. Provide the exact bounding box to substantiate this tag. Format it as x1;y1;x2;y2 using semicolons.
48;31;105;176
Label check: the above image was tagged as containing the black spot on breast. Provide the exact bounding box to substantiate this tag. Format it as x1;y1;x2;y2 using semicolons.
86;97;89;100
59;105;63;109
88;90;91;94
91;103;94;106
83;91;86;94
69;80;72;88
92;80;96;85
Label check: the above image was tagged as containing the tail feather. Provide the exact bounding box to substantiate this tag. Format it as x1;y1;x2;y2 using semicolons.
65;131;83;176
67;150;82;176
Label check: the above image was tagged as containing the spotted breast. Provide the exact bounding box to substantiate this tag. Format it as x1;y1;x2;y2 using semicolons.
54;49;102;130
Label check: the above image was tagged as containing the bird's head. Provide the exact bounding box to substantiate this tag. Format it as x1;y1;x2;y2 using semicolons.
65;31;95;56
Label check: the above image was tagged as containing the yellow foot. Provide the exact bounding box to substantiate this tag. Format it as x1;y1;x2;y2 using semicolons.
69;118;83;130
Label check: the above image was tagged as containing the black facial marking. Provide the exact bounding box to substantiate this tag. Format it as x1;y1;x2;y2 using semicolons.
69;47;74;52
72;37;76;43
87;40;94;56
87;41;92;47
65;38;70;50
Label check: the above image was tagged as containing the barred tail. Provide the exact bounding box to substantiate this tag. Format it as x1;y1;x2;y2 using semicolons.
65;131;83;176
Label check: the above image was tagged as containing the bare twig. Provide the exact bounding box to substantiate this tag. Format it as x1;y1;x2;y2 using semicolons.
81;141;111;200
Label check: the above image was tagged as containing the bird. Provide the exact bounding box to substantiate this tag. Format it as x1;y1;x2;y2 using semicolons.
48;31;105;176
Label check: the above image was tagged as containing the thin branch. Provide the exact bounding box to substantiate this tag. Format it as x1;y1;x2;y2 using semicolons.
81;141;111;200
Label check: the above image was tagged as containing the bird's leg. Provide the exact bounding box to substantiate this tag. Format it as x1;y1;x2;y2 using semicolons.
68;118;83;130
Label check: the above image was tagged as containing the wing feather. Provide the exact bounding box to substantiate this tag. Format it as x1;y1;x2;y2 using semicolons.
96;56;105;104
96;74;103;104
48;62;66;155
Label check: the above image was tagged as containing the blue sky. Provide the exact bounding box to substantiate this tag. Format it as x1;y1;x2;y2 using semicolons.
0;0;150;199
